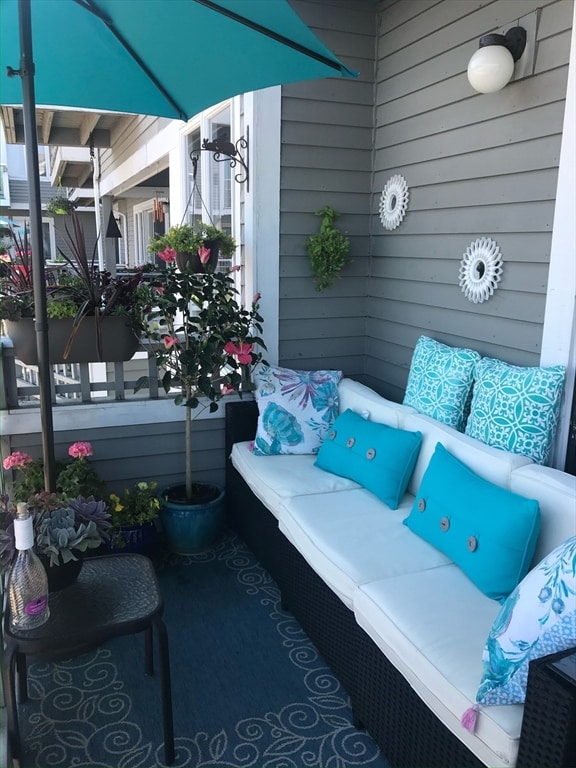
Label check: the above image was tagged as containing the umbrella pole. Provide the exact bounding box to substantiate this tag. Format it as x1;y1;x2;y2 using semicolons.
17;0;56;492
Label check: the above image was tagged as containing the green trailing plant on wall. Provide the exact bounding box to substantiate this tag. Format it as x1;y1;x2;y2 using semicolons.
305;206;351;291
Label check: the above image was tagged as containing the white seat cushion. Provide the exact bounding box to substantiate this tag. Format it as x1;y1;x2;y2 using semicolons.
230;441;359;519
353;568;522;767
279;489;451;607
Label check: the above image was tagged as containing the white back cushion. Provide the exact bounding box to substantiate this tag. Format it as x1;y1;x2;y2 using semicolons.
510;464;576;565
338;378;415;427
402;412;533;497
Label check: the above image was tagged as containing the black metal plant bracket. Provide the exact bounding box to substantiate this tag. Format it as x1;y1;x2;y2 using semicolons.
191;132;249;190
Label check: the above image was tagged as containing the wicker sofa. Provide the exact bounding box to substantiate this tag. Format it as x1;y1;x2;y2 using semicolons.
225;378;576;768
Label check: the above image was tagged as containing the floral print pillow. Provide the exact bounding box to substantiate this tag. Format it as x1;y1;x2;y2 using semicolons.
476;536;576;707
252;365;342;455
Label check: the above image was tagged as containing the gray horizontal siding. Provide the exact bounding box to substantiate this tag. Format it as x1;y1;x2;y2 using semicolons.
366;0;571;398
5;417;226;497
279;0;376;376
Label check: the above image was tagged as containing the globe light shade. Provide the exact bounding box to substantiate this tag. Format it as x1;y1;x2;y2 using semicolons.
467;44;515;93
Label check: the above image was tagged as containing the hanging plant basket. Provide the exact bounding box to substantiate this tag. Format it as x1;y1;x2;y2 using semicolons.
5;316;141;365
46;196;78;216
175;240;220;273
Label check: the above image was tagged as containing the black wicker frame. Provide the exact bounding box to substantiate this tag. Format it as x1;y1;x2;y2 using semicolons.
225;400;576;768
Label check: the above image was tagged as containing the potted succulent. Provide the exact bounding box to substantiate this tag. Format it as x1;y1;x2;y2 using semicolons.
0;213;155;363
134;254;265;552
0;492;111;591
1;441;111;589
108;481;161;556
148;221;237;273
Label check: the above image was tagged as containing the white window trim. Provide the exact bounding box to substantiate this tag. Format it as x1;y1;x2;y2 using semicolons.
541;2;576;470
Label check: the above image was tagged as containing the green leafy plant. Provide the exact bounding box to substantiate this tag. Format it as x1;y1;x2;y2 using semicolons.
46;195;78;217
1;212;155;360
305;206;351;291
108;481;161;547
148;222;237;260
3;441;107;502
135;256;265;502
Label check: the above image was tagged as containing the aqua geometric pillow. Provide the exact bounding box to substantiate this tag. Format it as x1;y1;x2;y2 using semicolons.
465;358;566;465
475;536;576;707
403;336;481;432
252;365;342;455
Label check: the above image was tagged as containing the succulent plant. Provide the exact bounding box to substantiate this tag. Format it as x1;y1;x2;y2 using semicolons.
35;507;103;566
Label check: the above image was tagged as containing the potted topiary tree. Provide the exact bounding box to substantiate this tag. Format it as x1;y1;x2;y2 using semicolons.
135;253;265;553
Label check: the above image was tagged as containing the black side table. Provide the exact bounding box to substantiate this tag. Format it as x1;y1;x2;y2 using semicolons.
2;554;174;765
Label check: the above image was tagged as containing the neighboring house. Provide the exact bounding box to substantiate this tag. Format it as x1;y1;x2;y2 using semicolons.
0;126;98;257
1;0;574;484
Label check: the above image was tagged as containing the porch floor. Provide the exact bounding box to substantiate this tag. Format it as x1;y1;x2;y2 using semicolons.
6;531;388;768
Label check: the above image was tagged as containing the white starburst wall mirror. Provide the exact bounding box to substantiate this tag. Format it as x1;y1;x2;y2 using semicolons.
459;237;504;304
379;175;409;230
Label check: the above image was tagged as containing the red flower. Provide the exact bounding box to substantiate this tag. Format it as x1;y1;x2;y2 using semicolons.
3;451;33;470
198;245;211;265
163;335;179;349
225;341;254;365
68;441;93;459
158;247;177;263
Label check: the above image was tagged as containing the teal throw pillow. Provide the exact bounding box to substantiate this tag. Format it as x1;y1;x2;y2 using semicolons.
404;443;541;601
252;365;342;455
465;358;566;465
403;336;481;432
315;408;422;509
475;536;576;707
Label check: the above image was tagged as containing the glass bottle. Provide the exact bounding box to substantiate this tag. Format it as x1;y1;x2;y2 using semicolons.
7;502;50;630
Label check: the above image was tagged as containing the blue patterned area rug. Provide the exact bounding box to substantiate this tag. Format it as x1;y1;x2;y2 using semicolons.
19;533;388;768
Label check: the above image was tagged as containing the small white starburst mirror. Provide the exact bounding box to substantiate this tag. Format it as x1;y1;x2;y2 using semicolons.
379;175;409;230
459;237;503;304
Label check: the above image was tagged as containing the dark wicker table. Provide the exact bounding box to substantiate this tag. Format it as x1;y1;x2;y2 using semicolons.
517;648;576;768
2;554;174;765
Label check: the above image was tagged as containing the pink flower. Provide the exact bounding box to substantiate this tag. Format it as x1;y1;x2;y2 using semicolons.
252;292;261;305
163;335;179;349
68;441;93;459
225;341;254;365
3;451;33;470
221;383;236;395
198;245;211;265
229;265;241;273
158;247;177;263
153;285;165;295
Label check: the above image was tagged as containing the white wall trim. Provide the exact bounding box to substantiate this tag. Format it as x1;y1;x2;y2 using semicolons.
244;87;281;366
1;394;251;436
541;2;576;470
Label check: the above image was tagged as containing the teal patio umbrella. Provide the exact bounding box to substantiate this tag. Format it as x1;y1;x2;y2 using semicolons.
0;0;357;490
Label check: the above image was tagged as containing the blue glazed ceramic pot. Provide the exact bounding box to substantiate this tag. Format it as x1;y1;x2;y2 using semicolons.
159;483;225;554
108;521;160;557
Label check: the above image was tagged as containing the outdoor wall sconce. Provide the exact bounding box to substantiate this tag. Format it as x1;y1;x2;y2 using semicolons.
190;132;249;190
467;27;527;93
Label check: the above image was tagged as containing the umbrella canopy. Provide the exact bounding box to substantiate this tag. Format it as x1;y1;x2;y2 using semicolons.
0;0;357;491
1;0;357;120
